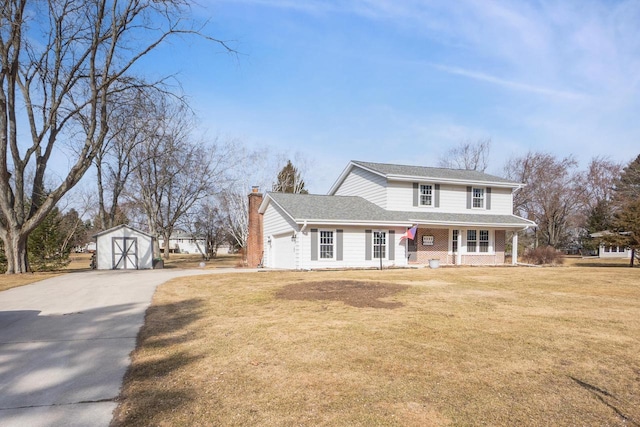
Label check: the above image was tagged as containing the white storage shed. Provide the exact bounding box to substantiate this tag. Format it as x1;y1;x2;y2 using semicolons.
93;225;155;270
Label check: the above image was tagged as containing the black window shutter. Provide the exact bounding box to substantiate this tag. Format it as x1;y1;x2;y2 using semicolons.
311;229;318;261
466;186;472;209
388;230;395;261
413;183;419;207
336;229;343;261
365;229;372;260
486;187;492;210
434;184;440;208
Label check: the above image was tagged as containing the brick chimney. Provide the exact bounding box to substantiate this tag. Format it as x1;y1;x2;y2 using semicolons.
246;186;264;267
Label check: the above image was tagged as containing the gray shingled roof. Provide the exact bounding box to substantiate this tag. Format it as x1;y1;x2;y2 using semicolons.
352;160;519;185
406;211;534;226
268;193;406;223
266;192;534;227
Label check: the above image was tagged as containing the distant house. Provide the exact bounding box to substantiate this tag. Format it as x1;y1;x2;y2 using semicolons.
158;230;206;255
590;231;632;259
93;224;154;270
247;160;535;269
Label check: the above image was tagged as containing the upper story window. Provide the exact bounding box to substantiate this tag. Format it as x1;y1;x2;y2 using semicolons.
373;231;387;259
472;187;485;209
319;230;334;259
420;184;433;206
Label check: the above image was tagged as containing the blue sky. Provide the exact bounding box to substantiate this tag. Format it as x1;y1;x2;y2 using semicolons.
146;0;640;193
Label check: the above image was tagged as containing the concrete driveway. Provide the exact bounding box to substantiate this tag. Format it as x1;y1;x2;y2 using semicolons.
0;268;255;427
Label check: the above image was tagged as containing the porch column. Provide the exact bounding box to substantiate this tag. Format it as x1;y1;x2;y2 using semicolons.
456;230;462;265
512;232;518;265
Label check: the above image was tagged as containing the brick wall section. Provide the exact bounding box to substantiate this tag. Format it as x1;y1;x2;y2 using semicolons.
246;191;263;267
415;227;507;266
416;228;449;264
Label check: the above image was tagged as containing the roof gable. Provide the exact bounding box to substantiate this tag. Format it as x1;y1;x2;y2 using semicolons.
93;224;155;239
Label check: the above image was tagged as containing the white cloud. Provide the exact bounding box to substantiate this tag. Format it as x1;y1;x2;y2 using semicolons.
430;63;589;101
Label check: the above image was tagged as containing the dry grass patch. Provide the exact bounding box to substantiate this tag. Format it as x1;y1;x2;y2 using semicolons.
0;253;94;292
112;267;640;426
276;280;408;308
0;272;62;292
162;253;242;269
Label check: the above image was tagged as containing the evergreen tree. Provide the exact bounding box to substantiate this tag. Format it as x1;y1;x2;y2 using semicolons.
582;199;615;253
607;154;640;266
615;154;640;200
272;160;308;194
28;207;71;271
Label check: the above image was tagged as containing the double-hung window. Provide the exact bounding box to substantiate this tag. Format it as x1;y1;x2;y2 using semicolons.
319;230;334;259
373;231;386;259
479;230;489;253
467;229;490;253
472;188;485;208
467;230;477;253
420;184;433;207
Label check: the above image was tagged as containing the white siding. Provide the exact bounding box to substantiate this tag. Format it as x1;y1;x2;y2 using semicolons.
263;203;298;236
386;180;416;211
487;187;513;215
387;180;515;215
158;237;206;254
298;226;407;270
440;184;466;212
334;168;387;208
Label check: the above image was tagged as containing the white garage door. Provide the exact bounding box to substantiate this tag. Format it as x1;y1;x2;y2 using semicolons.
273;234;296;269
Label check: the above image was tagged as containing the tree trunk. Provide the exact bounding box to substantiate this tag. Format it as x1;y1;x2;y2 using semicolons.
631;248;636;268
3;231;29;274
162;231;171;260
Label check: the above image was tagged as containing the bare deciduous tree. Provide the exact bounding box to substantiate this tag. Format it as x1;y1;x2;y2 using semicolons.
504;151;583;248
95;88;161;231
0;0;231;273
217;145;278;255
438;138;491;172
129;99;233;259
184;203;229;259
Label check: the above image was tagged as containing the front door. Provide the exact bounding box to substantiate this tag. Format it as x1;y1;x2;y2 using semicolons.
407;236;418;262
112;237;138;269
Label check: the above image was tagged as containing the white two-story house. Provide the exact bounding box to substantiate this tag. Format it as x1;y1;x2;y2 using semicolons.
252;160;535;269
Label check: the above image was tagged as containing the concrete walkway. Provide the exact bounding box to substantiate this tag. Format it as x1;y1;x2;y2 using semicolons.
0;268;257;427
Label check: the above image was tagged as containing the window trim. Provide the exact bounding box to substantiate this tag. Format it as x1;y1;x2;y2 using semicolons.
463;228;494;254
472;187;485;209
318;229;335;261
372;230;388;260
419;183;434;207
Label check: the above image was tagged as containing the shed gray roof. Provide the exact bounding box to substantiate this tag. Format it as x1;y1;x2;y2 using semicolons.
352;160;520;185
265;192;534;228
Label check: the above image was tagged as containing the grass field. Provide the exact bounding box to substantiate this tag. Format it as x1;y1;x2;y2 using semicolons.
112;265;640;426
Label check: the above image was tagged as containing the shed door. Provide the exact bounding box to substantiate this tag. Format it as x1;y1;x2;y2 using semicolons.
112;237;138;269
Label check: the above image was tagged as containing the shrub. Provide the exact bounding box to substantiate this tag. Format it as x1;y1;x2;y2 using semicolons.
522;246;565;265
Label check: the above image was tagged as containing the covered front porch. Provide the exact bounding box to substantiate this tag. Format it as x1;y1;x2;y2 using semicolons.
405;226;522;266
